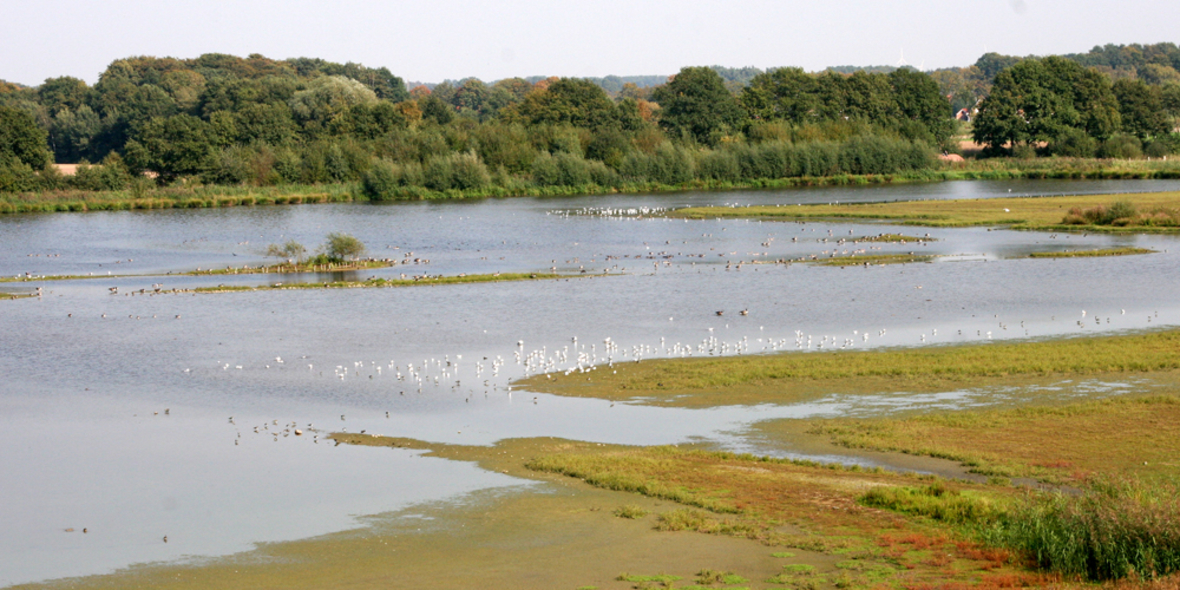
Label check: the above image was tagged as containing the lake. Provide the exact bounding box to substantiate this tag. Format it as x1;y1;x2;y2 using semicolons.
3;178;1180;586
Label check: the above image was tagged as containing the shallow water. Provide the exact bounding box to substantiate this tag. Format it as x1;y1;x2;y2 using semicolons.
3;179;1180;586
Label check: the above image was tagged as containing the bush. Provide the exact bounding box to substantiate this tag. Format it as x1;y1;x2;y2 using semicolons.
324;232;365;261
1100;133;1144;159
361;159;399;201
1049;128;1098;158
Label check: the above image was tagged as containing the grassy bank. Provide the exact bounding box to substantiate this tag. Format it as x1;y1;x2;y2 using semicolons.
0;260;395;284
1028;247;1156;258
0;183;358;214
801;393;1180;485
668;191;1180;233
518;329;1180;407
6;158;1180;215
187;272;590;293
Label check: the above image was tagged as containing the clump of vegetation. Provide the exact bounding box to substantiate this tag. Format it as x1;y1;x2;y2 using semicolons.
320;232;365;262
1063;200;1140;225
812;253;936;266
613;504;648;519
1028;247;1155;258
983;476;1180;581
265;239;307;263
1061;201;1180;228
859;482;1006;525
694;569;747;585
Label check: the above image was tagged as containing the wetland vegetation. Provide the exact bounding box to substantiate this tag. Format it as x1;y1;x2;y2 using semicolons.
668;191;1180;232
1028;247;1156;258
185;272;589;293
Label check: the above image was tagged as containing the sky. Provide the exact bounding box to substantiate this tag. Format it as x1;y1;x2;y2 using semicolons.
3;0;1180;87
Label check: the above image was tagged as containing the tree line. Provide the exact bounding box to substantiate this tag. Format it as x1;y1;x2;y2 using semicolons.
4;45;1180;197
0;53;953;195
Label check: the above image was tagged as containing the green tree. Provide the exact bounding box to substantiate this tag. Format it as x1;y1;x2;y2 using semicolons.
0;105;52;168
37;76;93;115
740;67;818;123
266;239;306;263
652;66;745;145
889;68;953;147
289;75;378;133
123;114;215;181
1113;78;1170;139
324;232;365;261
512;78;619;129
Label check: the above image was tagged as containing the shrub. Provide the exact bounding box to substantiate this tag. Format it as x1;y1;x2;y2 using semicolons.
361;160;399;201
324;232;365;261
1049;128;1098;158
1100;133;1144;159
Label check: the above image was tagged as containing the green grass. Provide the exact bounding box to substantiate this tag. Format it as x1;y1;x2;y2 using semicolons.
811;253;936;266
1028;247;1156;258
858;482;1008;525
0;260;395;284
806;392;1180;483
852;234;936;243
666;191;1180;233
182;259;393;276
190;272;591;293
519;329;1180;407
981;476;1180;581
10;157;1180;215
614;504;649;519
0;183;357;214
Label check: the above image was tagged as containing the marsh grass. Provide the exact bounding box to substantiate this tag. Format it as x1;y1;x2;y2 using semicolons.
520;329;1180;407
859;483;1007;525
191;272;581;293
1028;247;1156;258
806;392;1180;483
851;234;936;243
184;259;393;276
0;183;356;214
983;477;1180;581
614;505;649;519
811;253;936;266
667;191;1180;233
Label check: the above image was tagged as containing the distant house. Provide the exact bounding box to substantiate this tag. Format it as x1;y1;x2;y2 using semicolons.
955;108;971;122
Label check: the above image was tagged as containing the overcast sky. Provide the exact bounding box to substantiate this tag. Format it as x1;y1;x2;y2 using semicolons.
3;0;1179;87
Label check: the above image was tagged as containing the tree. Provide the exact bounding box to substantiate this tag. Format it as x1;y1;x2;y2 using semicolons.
1113;78;1170;139
37;76;93;115
123;114;215;181
289;75;378;132
740;67;818;123
266;240;306;263
324;232;365;261
0;105;52;168
512;78;619;129
889;69;954;145
652;66;745;145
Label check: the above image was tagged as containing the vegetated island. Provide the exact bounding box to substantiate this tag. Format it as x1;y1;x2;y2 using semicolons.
0;259;398;284
516;328;1180;408
811;253;936;266
184;272;598;293
1027;247;1156;258
667;191;1180;232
